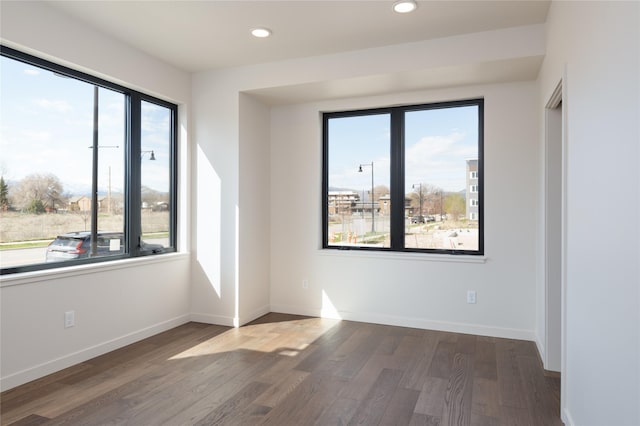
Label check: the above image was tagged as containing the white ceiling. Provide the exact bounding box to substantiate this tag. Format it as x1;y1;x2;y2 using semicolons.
46;0;551;73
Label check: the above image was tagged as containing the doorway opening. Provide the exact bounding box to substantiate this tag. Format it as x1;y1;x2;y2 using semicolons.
545;81;563;374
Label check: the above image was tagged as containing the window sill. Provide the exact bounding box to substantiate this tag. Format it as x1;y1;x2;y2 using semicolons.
318;248;486;264
0;252;190;288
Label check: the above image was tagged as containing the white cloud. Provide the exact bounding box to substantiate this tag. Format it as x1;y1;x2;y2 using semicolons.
329;155;391;191
405;132;477;191
23;69;40;76
22;130;51;143
328;131;476;193
406;132;465;160
34;99;72;113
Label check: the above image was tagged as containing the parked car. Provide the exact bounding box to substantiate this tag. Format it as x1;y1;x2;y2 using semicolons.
411;215;426;224
46;231;163;262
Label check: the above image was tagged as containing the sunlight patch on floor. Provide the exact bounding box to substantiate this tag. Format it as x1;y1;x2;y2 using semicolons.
168;317;338;360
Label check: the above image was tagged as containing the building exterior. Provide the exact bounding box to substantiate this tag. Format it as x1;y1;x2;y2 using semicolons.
378;194;391;216
69;196;107;212
466;159;479;220
378;194;415;217
69;196;92;212
327;191;359;215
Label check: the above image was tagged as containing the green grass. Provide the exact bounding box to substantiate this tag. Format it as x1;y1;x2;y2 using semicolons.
142;232;169;239
0;211;170;243
0;233;169;250
0;241;52;250
364;235;386;243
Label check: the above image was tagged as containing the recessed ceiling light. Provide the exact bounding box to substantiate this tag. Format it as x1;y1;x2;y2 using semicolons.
393;0;417;13
251;28;272;38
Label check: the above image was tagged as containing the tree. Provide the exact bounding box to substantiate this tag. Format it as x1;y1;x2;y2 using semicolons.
73;207;91;230
444;193;465;221
372;185;389;201
14;173;65;212
0;176;9;211
25;198;46;214
409;183;444;216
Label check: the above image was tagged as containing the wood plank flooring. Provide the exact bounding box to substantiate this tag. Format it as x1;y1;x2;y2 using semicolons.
0;313;563;425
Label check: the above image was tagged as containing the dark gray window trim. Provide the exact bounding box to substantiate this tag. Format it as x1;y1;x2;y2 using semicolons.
322;98;484;256
0;46;178;275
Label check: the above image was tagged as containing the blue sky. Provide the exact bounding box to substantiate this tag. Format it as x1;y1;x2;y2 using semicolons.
0;55;171;196
328;105;478;194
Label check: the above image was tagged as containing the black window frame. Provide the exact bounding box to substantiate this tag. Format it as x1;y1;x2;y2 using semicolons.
322;98;484;255
0;46;178;275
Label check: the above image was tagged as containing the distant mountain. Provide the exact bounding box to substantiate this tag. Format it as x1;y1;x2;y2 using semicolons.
329;187;467;198
328;186;358;193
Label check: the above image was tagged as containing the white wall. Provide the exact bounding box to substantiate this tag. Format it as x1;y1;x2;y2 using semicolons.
190;24;544;330
190;72;241;326
0;1;192;391
189;86;271;327
538;2;640;425
238;94;271;323
0;258;191;390
269;82;540;339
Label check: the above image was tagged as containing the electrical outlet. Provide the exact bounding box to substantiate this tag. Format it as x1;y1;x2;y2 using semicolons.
65;311;75;328
302;279;309;289
467;291;477;304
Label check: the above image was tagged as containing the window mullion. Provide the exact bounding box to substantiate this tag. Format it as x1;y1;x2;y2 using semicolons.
322;115;330;248
390;109;405;250
128;93;142;256
477;100;485;254
169;107;178;250
90;86;100;257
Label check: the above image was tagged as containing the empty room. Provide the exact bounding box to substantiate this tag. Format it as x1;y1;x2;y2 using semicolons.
0;1;638;425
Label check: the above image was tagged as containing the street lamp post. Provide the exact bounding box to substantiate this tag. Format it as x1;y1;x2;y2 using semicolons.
86;90;122;255
141;150;156;161
412;183;423;221
140;150;156;212
358;162;374;233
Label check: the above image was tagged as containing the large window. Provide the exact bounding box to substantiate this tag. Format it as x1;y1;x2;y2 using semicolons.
0;47;177;274
323;99;483;254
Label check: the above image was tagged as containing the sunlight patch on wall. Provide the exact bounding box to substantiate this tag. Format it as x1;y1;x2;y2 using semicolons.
178;118;189;252
234;204;240;328
196;144;221;296
321;289;342;319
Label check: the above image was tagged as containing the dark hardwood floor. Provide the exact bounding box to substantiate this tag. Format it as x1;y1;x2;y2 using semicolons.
0;313;563;425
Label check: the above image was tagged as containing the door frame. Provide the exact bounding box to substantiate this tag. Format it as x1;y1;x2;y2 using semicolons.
544;75;568;420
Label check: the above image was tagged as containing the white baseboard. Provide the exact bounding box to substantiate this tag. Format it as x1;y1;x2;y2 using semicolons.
535;333;546;365
563;407;574;426
190;312;236;327
238;305;271;326
270;304;537;342
0;314;190;392
190;305;270;328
